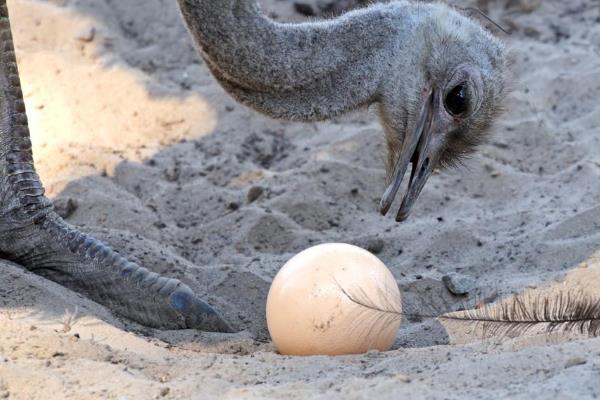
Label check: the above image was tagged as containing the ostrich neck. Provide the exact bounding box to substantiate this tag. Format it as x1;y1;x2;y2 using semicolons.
176;0;433;121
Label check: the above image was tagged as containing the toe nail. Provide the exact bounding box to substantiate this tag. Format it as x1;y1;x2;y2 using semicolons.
169;286;234;333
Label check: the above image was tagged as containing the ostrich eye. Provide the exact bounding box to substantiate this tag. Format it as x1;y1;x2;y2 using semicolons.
444;83;469;117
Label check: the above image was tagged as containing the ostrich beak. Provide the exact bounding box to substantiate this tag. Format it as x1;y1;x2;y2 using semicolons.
379;88;439;222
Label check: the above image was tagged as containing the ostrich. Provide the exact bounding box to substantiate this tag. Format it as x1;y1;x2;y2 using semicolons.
0;0;507;332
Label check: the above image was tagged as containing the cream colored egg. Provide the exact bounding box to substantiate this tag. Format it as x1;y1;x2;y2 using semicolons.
266;243;401;356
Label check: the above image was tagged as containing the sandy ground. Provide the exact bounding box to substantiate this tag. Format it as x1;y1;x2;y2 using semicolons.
1;0;600;398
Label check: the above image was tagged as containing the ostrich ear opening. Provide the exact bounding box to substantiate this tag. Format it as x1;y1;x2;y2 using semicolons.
176;0;395;121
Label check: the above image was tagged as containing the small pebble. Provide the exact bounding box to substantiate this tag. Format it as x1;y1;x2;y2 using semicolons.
442;273;475;295
564;356;586;368
164;165;180;182
247;186;264;203
394;374;411;383
365;238;384;254
75;26;96;42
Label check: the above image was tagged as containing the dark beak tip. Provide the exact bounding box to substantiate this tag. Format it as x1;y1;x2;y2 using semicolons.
395;210;410;222
379;203;390;216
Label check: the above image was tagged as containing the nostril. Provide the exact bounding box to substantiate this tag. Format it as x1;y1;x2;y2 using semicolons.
422;157;430;171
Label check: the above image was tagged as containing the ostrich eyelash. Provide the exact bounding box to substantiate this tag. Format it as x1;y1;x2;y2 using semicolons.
459;7;510;35
339;285;600;339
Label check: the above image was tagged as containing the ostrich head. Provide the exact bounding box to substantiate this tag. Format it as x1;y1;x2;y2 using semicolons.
177;0;508;221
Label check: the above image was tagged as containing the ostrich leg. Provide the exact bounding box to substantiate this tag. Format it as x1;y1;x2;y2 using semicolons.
0;3;231;332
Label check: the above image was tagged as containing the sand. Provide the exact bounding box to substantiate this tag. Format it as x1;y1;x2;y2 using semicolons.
1;0;600;398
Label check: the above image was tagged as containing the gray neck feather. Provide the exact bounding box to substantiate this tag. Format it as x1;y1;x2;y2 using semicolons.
177;0;433;121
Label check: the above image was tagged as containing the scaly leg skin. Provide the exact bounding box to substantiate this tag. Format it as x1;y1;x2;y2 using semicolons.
0;3;232;332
